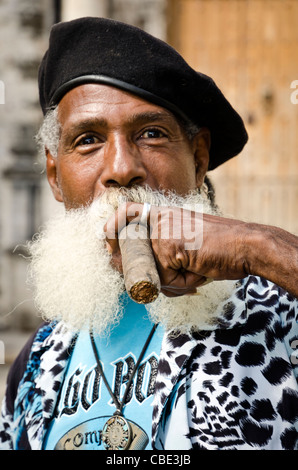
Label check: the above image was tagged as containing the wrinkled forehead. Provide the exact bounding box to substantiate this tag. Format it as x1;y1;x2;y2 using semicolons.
57;83;187;134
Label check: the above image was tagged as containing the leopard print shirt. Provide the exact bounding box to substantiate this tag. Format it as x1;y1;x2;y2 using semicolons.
0;276;297;450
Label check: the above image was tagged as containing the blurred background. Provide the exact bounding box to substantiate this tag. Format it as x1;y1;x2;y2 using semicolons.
0;0;297;402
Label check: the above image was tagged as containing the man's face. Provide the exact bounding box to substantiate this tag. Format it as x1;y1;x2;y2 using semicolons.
31;88;235;335
46;84;209;209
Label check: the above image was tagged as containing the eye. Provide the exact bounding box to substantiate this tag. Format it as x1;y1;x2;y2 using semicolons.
77;135;100;146
140;128;166;139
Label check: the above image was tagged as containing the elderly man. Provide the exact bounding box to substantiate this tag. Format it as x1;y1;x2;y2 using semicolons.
0;17;297;451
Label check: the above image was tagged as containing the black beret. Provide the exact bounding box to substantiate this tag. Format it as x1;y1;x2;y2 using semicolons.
38;17;248;170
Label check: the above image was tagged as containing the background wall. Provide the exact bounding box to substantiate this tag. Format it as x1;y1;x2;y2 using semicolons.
0;0;59;331
168;0;298;233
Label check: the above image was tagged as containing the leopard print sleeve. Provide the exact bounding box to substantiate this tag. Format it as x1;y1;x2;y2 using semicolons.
153;276;298;450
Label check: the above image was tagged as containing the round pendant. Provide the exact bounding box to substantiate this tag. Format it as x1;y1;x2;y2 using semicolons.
102;415;132;450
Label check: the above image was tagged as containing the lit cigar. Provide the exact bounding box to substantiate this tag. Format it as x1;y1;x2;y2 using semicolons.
119;223;160;304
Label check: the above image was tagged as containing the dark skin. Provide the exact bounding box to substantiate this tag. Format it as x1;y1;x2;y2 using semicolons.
46;84;298;299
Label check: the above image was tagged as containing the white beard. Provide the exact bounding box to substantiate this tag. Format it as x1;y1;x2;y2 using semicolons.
27;186;236;336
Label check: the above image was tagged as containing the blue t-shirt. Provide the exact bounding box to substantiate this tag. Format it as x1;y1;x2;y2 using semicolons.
43;295;163;450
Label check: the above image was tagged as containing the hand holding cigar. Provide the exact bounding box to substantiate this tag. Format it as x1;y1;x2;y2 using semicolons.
107;202;214;303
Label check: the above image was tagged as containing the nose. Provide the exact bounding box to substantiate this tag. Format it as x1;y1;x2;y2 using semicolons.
100;135;147;188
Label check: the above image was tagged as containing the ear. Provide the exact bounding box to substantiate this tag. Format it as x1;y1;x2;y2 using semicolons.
46;149;64;203
192;127;211;188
